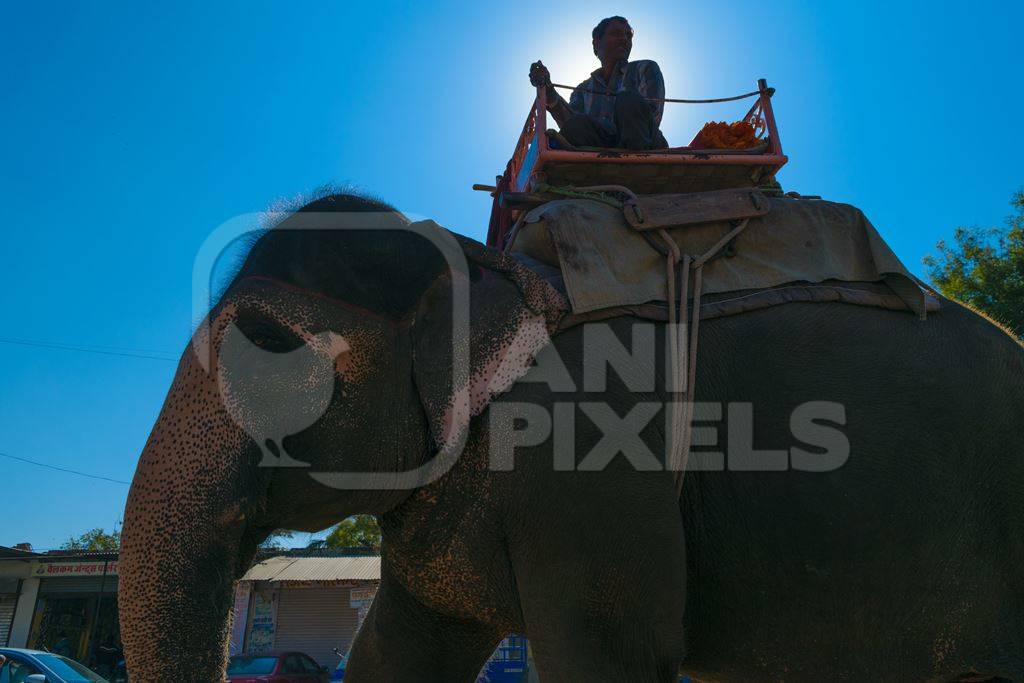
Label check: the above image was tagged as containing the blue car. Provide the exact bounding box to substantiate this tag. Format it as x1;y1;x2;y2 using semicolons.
0;648;108;683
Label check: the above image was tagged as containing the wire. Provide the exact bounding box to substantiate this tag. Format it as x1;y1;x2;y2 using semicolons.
0;336;177;362
550;83;764;104
0;451;131;485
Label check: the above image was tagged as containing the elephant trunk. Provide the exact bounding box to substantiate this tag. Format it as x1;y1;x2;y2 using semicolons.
119;345;263;682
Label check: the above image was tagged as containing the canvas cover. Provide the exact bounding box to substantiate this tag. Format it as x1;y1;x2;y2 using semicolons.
510;196;929;318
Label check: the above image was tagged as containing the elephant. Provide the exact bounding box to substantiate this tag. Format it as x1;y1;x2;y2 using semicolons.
119;192;1024;682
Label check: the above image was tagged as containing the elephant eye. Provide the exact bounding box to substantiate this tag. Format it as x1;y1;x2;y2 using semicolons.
236;318;304;353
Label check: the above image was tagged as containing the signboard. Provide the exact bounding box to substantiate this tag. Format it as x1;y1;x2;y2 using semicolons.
229;582;251;655
32;562;117;578
350;586;377;634
349;587;377;607
246;589;276;653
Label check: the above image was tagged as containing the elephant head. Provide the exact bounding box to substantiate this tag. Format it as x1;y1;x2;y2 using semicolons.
117;193;566;681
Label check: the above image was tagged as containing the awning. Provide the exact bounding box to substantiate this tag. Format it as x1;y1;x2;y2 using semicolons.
240;556;380;583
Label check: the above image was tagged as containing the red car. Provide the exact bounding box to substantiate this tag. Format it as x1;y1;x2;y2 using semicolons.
227;651;330;682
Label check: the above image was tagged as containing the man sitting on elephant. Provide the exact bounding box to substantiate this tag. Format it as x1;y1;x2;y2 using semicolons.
529;15;668;150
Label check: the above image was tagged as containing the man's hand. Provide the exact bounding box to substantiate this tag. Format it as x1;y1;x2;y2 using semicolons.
529;59;572;127
529;60;551;88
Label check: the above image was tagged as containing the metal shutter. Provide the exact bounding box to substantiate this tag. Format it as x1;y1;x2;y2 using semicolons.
273;586;358;669
0;595;17;646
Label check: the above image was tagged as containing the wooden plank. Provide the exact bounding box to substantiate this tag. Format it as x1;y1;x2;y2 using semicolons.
542;161;761;196
626;188;770;230
501;184;771;227
499;191;560;210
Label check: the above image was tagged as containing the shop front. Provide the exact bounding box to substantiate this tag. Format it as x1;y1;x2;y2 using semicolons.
0;578;20;647
2;548;535;680
26;557;121;677
234;554;380;670
0;545;39;648
233;554;536;680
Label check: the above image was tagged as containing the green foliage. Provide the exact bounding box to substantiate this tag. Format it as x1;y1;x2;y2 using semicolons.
61;527;120;551
325;515;381;550
925;189;1024;338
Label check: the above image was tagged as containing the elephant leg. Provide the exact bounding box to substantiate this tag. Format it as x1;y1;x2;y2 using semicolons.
345;572;501;682
509;474;688;682
517;544;687;682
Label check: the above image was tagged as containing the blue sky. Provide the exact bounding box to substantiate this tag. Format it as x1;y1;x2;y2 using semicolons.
2;0;1021;549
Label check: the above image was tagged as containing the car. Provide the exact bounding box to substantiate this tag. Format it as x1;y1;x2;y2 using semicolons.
227;651;330;682
0;647;109;683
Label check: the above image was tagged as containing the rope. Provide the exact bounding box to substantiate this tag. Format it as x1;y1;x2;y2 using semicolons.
535;184;647;225
534;183;624;210
504;184;629;252
551;83;764;104
654;218;751;496
505;184;643;253
501;182;753;495
661;232;687;487
503;211;530;253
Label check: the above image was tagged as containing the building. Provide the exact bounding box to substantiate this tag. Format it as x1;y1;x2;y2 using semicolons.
0;545;119;672
231;551;534;679
0;546;532;680
232;550;380;669
0;546;381;672
0;545;39;648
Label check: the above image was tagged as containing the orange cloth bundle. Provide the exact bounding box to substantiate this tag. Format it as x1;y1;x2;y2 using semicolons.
692;121;762;149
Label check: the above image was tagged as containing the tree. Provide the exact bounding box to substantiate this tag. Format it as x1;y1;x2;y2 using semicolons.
324;515;381;550
925;189;1024;338
61;528;120;551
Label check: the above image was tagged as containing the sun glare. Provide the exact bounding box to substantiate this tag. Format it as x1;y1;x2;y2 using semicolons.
525;9;719;147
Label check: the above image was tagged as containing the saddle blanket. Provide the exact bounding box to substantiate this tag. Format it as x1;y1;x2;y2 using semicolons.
509;196;935;319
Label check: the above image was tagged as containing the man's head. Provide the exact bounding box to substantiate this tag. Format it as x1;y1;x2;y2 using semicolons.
592;16;633;63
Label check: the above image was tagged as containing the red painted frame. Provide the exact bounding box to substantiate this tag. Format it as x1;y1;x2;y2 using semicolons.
485;79;787;249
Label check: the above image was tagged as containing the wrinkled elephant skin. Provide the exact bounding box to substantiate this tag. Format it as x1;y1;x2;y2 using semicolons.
120;194;1024;682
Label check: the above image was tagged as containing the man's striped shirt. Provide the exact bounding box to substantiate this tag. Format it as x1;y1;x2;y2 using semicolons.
567;59;665;135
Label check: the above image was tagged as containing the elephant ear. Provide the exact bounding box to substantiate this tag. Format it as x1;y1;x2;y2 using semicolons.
410;221;569;456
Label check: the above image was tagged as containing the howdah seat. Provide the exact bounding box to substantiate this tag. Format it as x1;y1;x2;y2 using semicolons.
480;78;788;250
